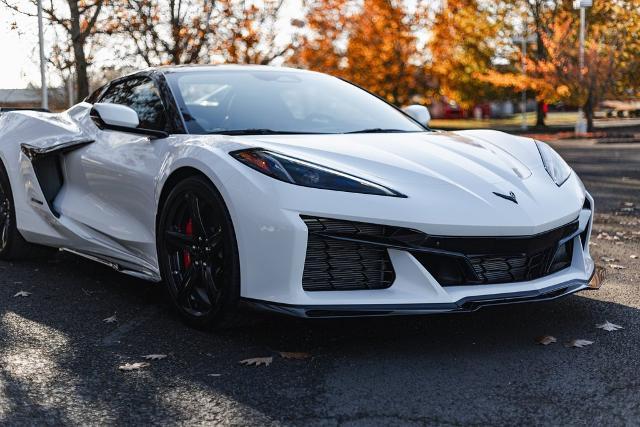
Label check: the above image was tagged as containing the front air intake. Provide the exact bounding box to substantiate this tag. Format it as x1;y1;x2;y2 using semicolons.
301;217;395;291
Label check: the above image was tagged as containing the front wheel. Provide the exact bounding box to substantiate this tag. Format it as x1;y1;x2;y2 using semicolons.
157;176;241;330
0;163;54;260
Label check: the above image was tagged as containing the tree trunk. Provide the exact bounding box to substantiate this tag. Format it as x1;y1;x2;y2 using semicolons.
536;100;545;127
584;89;595;133
68;0;89;102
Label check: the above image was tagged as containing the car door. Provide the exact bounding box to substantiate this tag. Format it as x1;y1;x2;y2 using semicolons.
58;76;174;271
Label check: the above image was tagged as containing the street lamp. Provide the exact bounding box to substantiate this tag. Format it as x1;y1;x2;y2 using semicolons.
512;34;537;130
574;0;592;134
36;0;47;110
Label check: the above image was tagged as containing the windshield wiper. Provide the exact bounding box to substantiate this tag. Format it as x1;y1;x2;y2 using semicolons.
344;128;416;134
208;129;327;136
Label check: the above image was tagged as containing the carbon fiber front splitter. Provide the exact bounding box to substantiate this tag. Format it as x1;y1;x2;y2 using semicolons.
240;278;594;319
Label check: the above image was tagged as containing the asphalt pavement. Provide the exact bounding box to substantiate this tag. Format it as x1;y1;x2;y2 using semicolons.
0;140;639;425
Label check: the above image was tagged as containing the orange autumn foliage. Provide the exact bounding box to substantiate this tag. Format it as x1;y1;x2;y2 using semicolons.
292;0;422;105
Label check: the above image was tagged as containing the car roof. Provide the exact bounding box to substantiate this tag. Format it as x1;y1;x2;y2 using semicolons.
142;64;313;76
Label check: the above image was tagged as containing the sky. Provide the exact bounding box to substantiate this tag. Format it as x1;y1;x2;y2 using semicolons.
0;0;307;90
0;8;44;89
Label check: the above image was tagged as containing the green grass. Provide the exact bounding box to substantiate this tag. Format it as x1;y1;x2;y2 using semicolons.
430;112;579;130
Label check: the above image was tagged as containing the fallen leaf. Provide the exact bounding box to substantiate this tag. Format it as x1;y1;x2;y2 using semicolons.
143;354;167;360
118;362;150;371
239;357;273;367
631;255;638;259
535;335;557;346
13;291;31;297
103;314;117;323
608;264;626;270
279;351;312;360
565;339;594;348
596;321;623;332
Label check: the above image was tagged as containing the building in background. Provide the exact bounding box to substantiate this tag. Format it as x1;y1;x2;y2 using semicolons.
0;87;67;111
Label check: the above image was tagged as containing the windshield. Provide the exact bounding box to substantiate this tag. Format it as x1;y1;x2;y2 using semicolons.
165;69;425;135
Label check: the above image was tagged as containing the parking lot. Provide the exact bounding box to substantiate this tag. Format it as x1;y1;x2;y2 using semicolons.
1;140;639;425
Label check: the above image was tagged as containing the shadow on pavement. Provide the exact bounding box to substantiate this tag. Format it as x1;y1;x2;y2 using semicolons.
1;251;638;424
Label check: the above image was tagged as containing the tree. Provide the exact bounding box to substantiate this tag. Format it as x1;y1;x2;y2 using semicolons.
426;0;509;109
481;0;640;131
214;0;295;64
2;0;106;101
344;0;419;105
112;0;295;66
292;0;424;105
111;0;216;66
289;0;351;76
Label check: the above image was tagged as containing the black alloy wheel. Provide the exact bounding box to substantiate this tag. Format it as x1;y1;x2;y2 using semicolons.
158;176;240;329
0;162;53;260
0;179;10;252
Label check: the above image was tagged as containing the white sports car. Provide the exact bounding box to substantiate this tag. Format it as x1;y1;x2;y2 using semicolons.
0;65;601;328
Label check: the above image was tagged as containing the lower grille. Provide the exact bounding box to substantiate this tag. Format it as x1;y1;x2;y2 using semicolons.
468;248;556;284
302;217;395;291
301;215;579;289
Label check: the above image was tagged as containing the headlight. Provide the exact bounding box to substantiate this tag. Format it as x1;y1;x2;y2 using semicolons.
535;140;572;186
231;148;405;197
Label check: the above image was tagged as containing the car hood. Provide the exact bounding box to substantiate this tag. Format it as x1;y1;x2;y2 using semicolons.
220;129;584;234
233;130;545;197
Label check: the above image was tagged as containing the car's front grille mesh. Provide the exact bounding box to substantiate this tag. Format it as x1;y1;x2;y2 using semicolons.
302;217;395;291
468;247;556;284
301;215;579;289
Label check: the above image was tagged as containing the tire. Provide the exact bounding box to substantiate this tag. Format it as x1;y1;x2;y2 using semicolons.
157;176;241;330
0;162;54;260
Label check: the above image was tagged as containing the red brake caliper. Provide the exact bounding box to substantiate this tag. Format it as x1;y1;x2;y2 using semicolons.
183;218;193;269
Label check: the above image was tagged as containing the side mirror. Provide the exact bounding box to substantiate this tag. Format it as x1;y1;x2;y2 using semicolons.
402;104;431;126
90;102;168;139
92;103;139;128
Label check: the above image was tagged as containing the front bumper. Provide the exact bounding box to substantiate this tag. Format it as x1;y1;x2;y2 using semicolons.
230;165;596;313
241;277;595;318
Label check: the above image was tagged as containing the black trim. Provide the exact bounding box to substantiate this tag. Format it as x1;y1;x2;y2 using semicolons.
21;138;95;217
21;138;94;160
151;71;187;134
240;279;591;318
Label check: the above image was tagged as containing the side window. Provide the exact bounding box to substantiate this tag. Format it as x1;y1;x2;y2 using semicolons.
99;78;168;131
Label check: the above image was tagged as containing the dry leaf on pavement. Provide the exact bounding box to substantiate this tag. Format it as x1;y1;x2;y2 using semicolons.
13;291;31;297
143;354;167;360
239;357;273;367
535;335;557;346
596;321;623;332
103;314;117;323
565;339;594;348
279;351;312;360
118;362;150;371
631;254;638;259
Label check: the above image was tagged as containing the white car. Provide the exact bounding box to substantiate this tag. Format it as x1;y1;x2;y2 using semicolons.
0;65;601;328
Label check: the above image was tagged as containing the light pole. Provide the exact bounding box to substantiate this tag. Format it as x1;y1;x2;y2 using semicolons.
36;0;47;110
574;0;592;133
512;34;536;130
